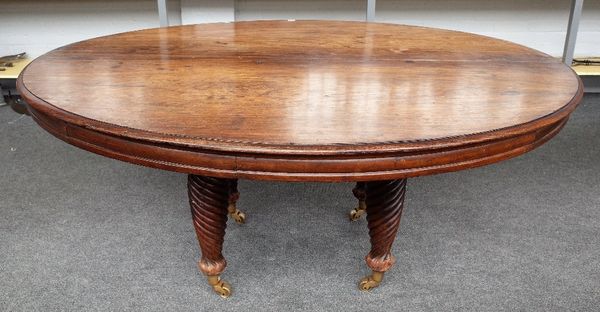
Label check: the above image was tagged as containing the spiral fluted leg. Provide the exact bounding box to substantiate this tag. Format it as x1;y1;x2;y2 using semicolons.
227;179;246;224
349;182;367;221
188;175;232;298
359;179;407;291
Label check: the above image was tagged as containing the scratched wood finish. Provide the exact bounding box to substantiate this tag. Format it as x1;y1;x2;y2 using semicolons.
17;21;583;182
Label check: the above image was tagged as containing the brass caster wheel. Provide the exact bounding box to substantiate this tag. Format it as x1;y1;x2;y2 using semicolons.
207;275;232;298
228;204;246;224
229;209;246;224
349;207;365;221
213;280;232;298
359;271;384;291
359;276;380;291
349;200;366;221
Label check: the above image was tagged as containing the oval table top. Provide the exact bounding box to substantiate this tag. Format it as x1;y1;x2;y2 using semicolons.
18;20;583;182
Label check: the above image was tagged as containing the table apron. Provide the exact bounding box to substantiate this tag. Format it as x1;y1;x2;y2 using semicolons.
27;106;568;182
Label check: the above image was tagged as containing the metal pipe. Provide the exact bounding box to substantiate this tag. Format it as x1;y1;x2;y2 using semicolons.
366;0;376;22
563;0;584;65
157;0;170;27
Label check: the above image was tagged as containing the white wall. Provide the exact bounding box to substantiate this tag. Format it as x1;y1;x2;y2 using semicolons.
1;0;599;58
235;0;366;21
1;0;180;58
181;0;234;24
375;0;600;58
235;0;600;57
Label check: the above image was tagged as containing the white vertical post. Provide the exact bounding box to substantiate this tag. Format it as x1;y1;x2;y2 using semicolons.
366;0;376;22
563;0;584;65
158;0;170;27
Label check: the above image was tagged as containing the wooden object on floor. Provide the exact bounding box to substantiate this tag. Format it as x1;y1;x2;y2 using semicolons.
17;21;583;297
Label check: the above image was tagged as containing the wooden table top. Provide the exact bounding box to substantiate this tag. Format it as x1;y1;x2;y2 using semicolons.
18;20;583;181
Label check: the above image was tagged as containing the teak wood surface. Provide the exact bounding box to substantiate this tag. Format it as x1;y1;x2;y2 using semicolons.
17;20;583;182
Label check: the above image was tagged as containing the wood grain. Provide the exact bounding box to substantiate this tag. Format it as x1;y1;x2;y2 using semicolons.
17;20;583;181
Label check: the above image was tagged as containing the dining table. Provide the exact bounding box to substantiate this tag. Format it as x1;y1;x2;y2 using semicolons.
17;20;583;298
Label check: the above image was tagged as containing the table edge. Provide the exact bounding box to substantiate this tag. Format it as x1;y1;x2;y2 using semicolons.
17;73;583;182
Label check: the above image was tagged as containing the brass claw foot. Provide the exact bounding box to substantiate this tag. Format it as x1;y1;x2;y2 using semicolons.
349;200;366;221
359;271;384;291
228;204;246;224
207;275;232;298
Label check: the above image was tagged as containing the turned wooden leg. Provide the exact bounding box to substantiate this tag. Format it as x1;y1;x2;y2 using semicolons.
349;182;367;221
227;179;246;224
188;175;232;298
359;179;407;291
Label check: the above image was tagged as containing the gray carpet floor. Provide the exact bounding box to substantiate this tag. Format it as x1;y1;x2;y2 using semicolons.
1;94;599;312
